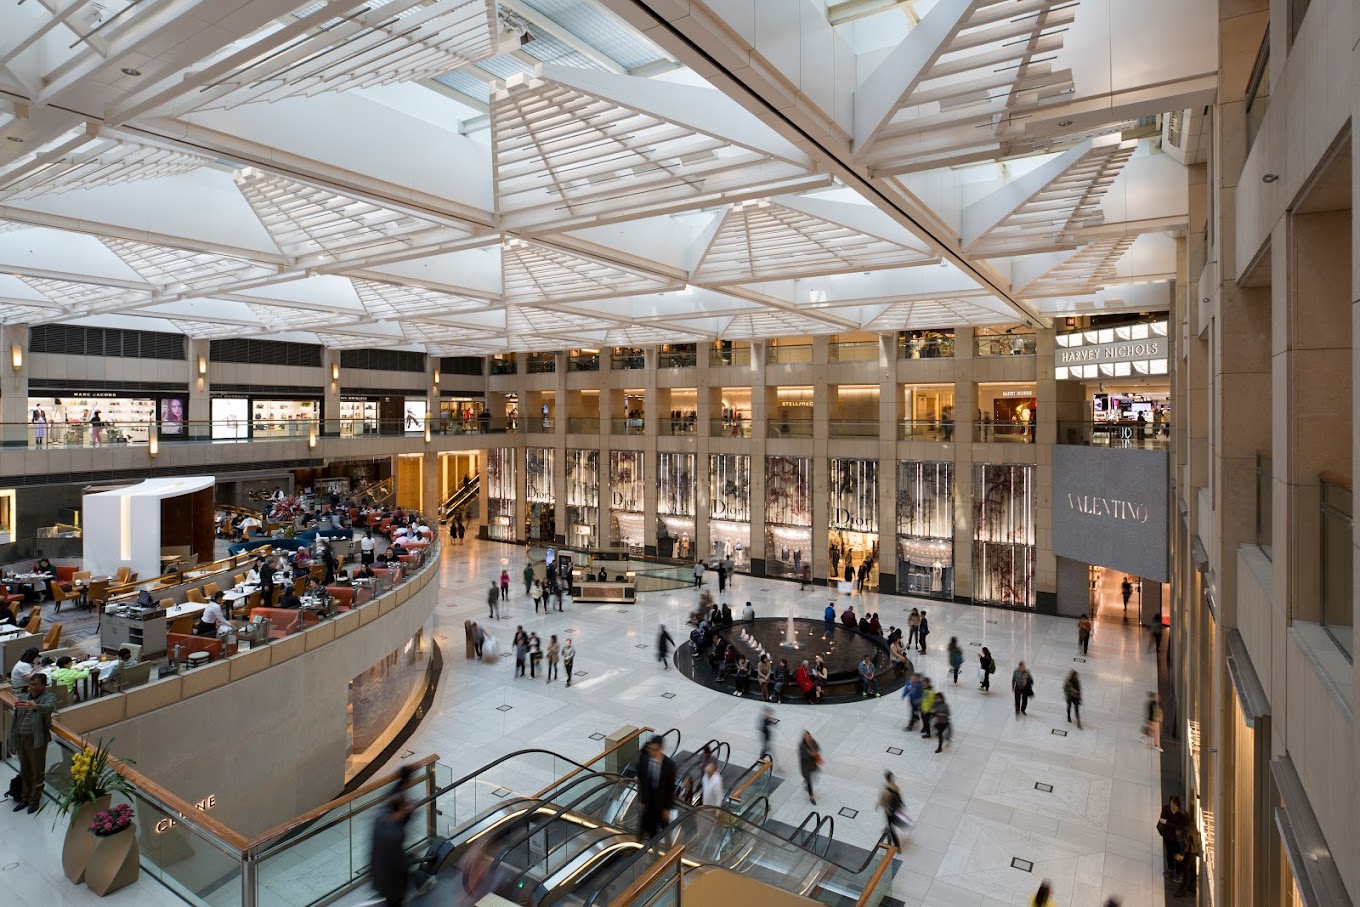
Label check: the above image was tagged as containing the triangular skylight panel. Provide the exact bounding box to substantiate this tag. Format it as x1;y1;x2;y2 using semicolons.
102;239;280;297
401;321;499;345
244;303;361;333
167;320;244;340
151;0;499;115
0;221;32;235
0;129;211;201
0;303;53;323
603;325;705;346
693;196;933;283
313;331;387;350
713;309;851;340
236;169;477;269
963;137;1136;257
1018;237;1136;297
18;277;148;315
854;0;1081;174
492;64;823;231
863;297;1013;331
504;304;616;336
352;278;493;320
501;239;678;304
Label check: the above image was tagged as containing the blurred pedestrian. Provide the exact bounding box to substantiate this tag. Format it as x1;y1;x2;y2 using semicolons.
798;731;821;805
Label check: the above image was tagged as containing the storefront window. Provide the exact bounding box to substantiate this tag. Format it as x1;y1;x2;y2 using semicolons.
609;451;644;549
710;454;751;522
29;396;158;446
897;461;954;600
898;329;954;359
486;448;516;542
0;489;14;544
657;452;696;559
340;399;379;437
252;399;319;438
403;400;427;433
765;455;812;579
829;458;879;590
525;448;555;542
566;450;599;548
211;398;249;440
972;464;1035;607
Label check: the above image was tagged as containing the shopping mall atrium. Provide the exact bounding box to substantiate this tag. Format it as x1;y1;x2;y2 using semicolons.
0;0;1353;904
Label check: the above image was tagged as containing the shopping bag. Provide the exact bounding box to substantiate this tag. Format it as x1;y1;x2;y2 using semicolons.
977;667;987;683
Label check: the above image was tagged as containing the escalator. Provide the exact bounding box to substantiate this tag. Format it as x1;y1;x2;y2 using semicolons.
440;472;479;522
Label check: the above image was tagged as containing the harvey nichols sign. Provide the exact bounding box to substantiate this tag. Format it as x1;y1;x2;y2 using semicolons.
1052;446;1168;581
1056;337;1165;367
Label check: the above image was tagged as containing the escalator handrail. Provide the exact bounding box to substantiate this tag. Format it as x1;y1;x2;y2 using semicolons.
790;810;821;846
488;772;636;883
810;814;835;857
725;758;772;806
738;795;770;827
406;746;643;816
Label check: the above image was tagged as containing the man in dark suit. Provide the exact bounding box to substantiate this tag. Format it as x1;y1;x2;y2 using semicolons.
634;736;677;839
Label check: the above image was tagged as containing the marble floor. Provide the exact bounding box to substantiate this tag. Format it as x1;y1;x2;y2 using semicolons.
385;538;1170;907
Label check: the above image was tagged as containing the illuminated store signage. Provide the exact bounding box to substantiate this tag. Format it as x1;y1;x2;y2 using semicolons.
1052;446;1168;581
1055;321;1169;380
1065;494;1151;524
1057;338;1166;365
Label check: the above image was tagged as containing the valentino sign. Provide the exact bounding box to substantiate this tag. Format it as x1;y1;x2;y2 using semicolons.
1056;337;1165;366
1066;494;1151;524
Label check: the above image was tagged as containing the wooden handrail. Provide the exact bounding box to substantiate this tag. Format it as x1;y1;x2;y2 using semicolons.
608;844;685;907
1320;471;1353;492
726;758;771;803
533;726;652;798
246;753;440;850
853;842;898;907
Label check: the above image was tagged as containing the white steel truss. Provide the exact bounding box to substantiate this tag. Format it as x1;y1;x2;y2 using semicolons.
352;278;494;320
245;302;362;333
401;320;500;345
854;0;1080;175
708;309;858;341
0;221;32;234
142;0;500;116
102;239;281;298
1017;237;1135;297
235;169;479;269
861;296;1014;331
0;128;211;201
500;237;678;304
505;303;616;336
492;64;821;232
166;320;245;340
692;195;933;284
313;331;388;350
18;276;149;315
962;137;1136;257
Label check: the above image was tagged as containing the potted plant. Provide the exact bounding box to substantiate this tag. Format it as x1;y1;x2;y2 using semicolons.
47;740;133;885
85;804;141;896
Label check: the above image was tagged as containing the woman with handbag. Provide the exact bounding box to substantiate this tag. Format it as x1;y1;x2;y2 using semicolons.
798;731;822;805
978;647;995;692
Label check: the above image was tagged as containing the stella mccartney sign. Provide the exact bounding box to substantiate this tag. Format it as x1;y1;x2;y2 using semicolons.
1056;337;1166;367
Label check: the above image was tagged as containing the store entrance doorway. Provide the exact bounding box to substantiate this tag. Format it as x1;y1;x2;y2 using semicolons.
1087;565;1162;626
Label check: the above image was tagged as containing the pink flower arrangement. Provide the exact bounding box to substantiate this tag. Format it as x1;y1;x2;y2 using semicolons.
89;803;134;837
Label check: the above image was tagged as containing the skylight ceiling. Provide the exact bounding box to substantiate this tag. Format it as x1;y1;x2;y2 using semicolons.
0;0;1189;349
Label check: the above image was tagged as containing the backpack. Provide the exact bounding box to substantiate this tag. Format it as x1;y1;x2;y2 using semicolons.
6;773;22;801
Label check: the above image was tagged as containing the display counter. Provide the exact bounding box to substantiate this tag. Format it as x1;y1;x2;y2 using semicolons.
101;608;169;659
572;581;636;603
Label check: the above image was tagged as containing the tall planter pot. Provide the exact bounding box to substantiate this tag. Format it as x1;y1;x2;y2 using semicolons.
86;825;140;896
63;794;112;884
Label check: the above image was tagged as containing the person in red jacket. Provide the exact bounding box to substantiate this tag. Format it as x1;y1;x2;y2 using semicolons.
841;605;857;629
795;660;818;703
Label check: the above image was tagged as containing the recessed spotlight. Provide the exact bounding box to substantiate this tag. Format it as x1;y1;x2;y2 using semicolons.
121;67;141;76
1058;120;1074;127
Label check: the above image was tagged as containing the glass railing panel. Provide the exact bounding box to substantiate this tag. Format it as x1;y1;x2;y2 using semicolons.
768;345;813;364
711;347;752;367
829;341;879;362
898;338;954;359
527;418;556;433
972;421;1032;443
658;352;697;368
612;354;646;370
611;418;647;436
1055;421;1169;450
658;419;697;436
568;417;601;433
828;420;879;439
767;421;812;439
569;355;601;372
898;420;954;441
974;334;1037;357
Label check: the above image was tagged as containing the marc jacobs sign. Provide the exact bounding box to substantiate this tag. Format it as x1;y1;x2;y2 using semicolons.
1055;337;1165;367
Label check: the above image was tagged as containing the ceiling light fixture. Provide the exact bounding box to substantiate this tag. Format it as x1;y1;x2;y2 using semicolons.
1262;173;1279;183
120;67;141;77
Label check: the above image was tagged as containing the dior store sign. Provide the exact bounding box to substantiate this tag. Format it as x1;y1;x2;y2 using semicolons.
1052;446;1168;581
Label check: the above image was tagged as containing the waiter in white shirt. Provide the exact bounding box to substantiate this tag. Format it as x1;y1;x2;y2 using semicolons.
195;593;232;637
360;532;376;565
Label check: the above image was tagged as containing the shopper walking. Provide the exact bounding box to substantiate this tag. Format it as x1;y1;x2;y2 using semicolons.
797;731;821;805
1030;881;1053;907
1148;613;1164;654
656;625;674;670
487;581;499;620
470;622;484;659
1121;576;1133;613
523;562;535;596
634;736;677;840
906;609;920;649
1077;614;1093;655
930;692;951;753
823;601;836;633
1143;691;1164;751
1063;670;1083;728
513;627;528;678
693;560;704;587
947;637;963;683
545;635;560;682
499;569;510;602
1012;662;1034;716
1156;795;1189;882
878;771;907;848
700;761;725;807
758;706;776;759
978;647;995;692
368;765;416;906
916;610;930;653
902;673;923;731
563;639;575;687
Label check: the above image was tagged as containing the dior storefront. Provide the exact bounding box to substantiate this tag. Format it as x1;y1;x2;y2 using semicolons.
609;450;645;549
897;461;954;600
828;458;880;590
709;454;751;570
765;455;812;579
565;449;600;549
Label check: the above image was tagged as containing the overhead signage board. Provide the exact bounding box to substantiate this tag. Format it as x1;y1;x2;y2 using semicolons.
1052;445;1169;581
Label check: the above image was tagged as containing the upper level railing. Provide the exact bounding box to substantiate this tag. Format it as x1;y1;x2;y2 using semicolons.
898;336;954;359
658;348;697;368
490;357;517;376
612;350;646;370
975;333;1036;357
569;351;601;372
829;341;879;363
768;344;813;364
767;420;813;439
525;354;557;374
1057;421;1169;450
710;345;752;367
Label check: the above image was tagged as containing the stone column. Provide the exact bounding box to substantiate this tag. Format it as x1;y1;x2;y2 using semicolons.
748;342;769;576
952;327;977;601
811;338;831;584
188;339;210;441
642;348;660;555
1034;326;1058;613
0;323;29;446
877;333;899;594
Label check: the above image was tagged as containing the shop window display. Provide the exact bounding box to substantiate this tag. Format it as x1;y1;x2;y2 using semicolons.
29;396;159;446
656;452;695;559
710;454;751;569
525;448;555;542
897;461;954;600
340;399;379;437
486;448;517;542
829;458;879;590
765;455;812;579
972;463;1035;607
566;449;600;549
609;451;644;549
252;399;319;439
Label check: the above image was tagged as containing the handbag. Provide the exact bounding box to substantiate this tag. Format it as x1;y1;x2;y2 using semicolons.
977;666;987;683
